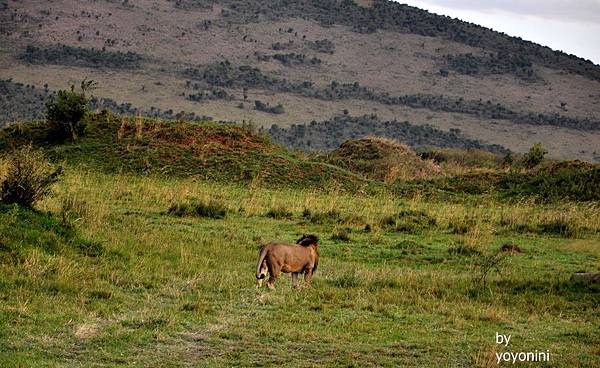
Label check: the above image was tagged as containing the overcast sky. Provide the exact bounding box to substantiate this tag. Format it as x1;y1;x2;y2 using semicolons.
398;0;600;65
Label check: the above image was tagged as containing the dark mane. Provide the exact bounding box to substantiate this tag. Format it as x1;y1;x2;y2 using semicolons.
296;234;319;247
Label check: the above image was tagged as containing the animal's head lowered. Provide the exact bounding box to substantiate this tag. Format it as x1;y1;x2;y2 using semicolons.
296;234;319;247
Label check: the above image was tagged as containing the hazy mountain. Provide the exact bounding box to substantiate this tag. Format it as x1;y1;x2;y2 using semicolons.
1;0;599;161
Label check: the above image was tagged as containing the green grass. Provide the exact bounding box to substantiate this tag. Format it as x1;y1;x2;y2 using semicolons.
0;169;598;367
0;115;598;366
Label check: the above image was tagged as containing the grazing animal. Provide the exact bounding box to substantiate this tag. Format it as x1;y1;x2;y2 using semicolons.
255;234;319;289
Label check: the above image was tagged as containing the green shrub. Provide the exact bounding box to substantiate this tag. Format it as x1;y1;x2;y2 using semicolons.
0;145;62;208
168;200;227;219
46;80;94;141
522;143;547;169
500;163;599;201
528;165;600;201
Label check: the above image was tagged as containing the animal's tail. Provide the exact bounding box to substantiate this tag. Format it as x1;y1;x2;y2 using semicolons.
256;246;269;279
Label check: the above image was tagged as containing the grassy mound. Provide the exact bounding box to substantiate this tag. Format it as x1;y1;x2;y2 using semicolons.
328;137;441;182
0;112;373;192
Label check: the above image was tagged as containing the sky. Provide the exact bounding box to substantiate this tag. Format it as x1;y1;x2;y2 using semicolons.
397;0;600;65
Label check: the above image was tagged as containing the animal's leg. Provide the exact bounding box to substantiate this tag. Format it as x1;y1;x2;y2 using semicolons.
267;263;280;290
291;272;299;289
303;268;313;288
267;275;277;290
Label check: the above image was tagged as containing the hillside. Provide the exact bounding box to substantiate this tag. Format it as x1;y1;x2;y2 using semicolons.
1;0;599;161
0;112;374;192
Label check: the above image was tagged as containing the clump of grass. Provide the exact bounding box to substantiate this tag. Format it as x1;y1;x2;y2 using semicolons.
167;200;227;219
448;213;477;234
60;194;89;225
448;244;482;257
451;222;490;258
88;290;112;300
537;216;579;237
302;208;342;224
302;207;366;227
76;239;105;257
380;209;436;234
180;300;212;314
368;276;402;290
328;271;362;288
500;208;587;238
265;206;293;219
330;228;352;242
393;239;425;254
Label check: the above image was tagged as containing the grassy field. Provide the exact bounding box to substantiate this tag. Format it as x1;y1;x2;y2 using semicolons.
1;166;598;367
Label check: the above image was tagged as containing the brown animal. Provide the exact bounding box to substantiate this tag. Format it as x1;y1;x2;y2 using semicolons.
255;235;319;289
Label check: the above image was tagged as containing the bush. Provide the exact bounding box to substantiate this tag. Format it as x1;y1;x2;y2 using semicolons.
0;145;62;208
46;80;94;141
167;200;227;219
522;143;547;169
254;100;285;114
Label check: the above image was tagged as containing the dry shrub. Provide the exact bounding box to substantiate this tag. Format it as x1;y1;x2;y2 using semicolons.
0;145;62;208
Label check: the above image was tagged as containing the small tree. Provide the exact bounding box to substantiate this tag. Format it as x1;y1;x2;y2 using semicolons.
45;79;95;141
522;143;547;169
0;145;62;208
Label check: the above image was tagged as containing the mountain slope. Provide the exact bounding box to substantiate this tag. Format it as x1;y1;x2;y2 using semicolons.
1;0;599;161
